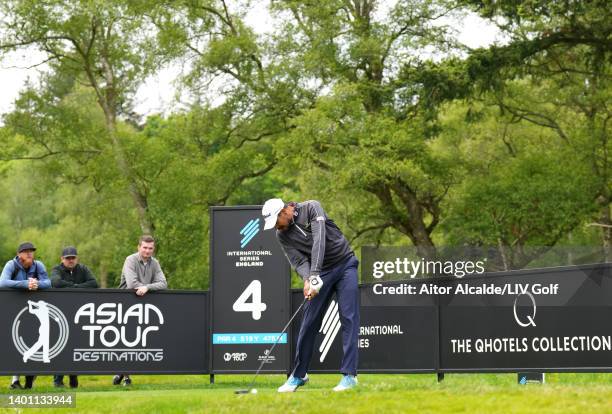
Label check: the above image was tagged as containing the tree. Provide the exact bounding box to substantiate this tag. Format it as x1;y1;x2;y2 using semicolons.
438;99;599;269
160;0;465;257
456;0;612;259
0;0;164;234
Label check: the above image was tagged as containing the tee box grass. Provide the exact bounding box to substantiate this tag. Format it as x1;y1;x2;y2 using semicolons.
1;373;611;413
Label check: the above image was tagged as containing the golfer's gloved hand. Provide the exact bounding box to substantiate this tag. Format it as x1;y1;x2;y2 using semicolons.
307;274;323;299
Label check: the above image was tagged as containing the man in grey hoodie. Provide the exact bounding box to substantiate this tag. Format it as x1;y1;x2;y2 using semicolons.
113;235;167;386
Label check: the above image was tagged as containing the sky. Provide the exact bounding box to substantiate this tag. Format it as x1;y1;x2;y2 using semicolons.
0;6;503;120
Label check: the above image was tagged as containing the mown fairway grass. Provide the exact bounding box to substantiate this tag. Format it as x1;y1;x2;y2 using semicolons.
1;373;611;413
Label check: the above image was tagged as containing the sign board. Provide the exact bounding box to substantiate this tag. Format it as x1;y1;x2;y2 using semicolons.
291;279;438;373
439;263;612;372
0;289;208;375
210;206;291;373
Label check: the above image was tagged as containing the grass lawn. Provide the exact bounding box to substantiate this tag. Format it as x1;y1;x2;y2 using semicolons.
0;373;611;413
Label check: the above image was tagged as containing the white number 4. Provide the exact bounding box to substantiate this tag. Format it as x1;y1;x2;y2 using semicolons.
233;280;267;320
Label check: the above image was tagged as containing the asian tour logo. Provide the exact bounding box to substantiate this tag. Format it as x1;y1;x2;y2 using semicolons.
240;218;260;248
72;303;165;362
12;300;70;363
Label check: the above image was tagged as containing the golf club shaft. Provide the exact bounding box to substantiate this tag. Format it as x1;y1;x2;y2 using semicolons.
244;297;308;390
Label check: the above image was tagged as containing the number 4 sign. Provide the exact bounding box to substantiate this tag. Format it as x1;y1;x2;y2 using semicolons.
210;206;290;373
233;280;267;320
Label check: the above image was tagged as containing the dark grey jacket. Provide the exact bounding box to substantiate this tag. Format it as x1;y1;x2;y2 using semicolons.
50;263;98;288
276;200;353;280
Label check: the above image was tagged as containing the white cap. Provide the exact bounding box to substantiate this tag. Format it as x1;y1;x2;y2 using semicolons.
262;198;284;230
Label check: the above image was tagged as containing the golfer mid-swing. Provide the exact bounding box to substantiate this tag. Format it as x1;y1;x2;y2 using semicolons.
262;199;359;392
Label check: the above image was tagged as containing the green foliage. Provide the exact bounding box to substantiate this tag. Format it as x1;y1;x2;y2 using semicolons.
0;0;609;287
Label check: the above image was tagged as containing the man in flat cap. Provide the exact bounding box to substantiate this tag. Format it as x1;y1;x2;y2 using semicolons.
0;242;51;390
50;246;98;388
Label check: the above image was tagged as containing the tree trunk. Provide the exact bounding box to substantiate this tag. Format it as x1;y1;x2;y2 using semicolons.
497;238;509;271
600;204;612;262
99;262;108;288
372;183;438;259
103;111;155;235
411;226;437;260
567;231;574;265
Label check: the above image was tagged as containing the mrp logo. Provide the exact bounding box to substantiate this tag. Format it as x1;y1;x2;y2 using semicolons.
12;300;70;363
72;303;165;362
224;352;247;362
319;300;341;362
240;218;260;248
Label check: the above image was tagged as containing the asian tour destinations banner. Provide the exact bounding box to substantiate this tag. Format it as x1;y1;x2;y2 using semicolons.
210;206;291;373
0;289;208;375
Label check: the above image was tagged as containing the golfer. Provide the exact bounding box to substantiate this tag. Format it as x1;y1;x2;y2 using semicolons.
262;199;359;392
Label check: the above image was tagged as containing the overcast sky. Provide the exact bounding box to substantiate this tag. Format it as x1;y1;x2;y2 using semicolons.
0;7;503;120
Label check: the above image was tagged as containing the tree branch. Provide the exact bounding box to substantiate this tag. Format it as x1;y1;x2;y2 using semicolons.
349;222;393;244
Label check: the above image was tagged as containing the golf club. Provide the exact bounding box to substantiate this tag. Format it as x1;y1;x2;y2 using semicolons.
235;296;308;395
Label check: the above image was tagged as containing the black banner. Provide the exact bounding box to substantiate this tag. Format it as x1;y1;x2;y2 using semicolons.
0;289;208;375
288;263;612;374
439;263;612;372
291;280;438;373
2;259;610;375
210;206;291;373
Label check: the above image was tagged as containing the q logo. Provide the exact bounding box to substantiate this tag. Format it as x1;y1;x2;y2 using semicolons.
12;300;69;363
513;293;537;327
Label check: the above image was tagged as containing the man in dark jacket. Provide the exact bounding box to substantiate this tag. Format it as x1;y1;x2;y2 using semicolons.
50;246;98;388
262;199;360;392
